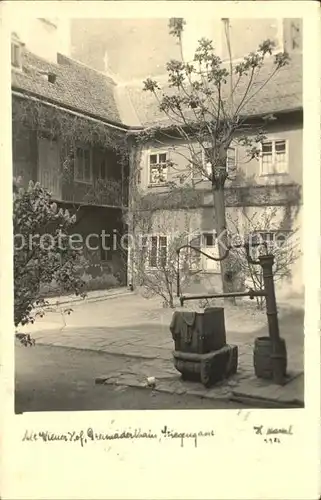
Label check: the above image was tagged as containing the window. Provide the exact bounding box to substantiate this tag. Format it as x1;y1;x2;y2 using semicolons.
140;236;148;247
201;231;220;272
190;146;212;180
254;231;288;247
150;236;158;268
159;236;168;268
180;233;202;271
203;232;215;247
11;33;24;69
202;147;213;180
11;41;22;69
260;140;288;175
149;236;167;268
140;235;168;268
98;159;108;181
149;152;168;185
74;146;92;183
198;146;237;180
249;230;290;260
226;147;237;176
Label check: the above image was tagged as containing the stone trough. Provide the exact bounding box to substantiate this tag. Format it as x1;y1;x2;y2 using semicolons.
170;307;238;388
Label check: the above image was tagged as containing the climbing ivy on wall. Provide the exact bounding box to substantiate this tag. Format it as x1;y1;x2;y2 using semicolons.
12;96;127;152
12;95;130;207
12;95;206;213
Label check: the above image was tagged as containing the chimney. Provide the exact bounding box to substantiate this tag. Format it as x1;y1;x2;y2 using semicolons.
39;70;57;84
48;72;57;84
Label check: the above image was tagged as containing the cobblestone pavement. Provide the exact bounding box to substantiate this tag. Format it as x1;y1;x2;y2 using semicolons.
18;294;304;406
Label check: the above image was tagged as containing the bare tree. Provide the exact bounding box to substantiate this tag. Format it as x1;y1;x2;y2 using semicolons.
227;207;301;309
125;188;202;307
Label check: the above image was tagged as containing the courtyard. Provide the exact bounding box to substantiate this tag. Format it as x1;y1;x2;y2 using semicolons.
16;290;304;411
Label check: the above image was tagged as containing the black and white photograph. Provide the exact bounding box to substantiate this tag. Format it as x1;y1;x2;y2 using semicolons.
10;14;306;414
2;1;321;498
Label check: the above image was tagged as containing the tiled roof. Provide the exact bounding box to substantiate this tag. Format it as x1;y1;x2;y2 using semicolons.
11;51;121;124
124;53;303;127
11;50;302;129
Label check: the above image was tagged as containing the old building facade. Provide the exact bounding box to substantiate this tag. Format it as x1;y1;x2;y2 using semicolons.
11;18;130;293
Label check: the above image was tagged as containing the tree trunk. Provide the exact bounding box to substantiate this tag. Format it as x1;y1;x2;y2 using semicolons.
212;185;236;303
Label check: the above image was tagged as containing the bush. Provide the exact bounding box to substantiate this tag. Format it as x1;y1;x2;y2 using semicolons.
80;272;120;291
13;179;87;327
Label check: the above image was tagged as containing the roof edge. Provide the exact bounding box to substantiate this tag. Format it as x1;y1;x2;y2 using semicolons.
11;85;302;135
139;106;303;132
12;86;143;132
243;106;303;119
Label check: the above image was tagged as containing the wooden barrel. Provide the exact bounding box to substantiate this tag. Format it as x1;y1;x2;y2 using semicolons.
253;336;287;379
